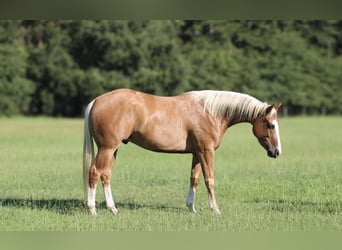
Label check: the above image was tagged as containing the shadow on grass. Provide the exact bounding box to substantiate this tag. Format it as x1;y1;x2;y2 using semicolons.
0;197;86;215
106;201;184;213
0;197;183;215
248;199;341;214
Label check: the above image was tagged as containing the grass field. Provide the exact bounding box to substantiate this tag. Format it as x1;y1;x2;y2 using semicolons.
0;116;341;231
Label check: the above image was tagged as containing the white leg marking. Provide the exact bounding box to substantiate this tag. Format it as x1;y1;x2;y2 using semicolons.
87;187;97;215
272;119;282;155
186;187;197;213
208;193;221;215
104;185;118;215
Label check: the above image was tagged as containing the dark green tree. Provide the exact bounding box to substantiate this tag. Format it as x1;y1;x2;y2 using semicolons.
0;21;34;115
1;20;341;116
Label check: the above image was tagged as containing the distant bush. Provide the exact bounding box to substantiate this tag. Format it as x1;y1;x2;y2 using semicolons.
1;20;341;116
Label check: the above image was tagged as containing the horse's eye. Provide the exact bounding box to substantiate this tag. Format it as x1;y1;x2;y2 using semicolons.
267;124;275;129
263;120;275;129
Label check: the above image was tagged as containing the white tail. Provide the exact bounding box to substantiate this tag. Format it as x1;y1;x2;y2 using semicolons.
83;100;95;200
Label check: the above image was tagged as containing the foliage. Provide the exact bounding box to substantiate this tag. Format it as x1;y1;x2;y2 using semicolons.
0;20;342;116
0;21;34;115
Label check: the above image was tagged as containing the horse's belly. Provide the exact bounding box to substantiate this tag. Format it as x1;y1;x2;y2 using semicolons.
128;129;188;153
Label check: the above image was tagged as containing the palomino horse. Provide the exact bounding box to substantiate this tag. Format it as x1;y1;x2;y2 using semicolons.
83;88;282;215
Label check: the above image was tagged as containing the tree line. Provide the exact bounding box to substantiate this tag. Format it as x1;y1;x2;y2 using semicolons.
0;20;341;117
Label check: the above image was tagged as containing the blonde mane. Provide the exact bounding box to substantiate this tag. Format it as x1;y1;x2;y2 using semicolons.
190;90;268;122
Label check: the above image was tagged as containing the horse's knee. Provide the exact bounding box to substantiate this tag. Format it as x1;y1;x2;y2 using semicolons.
89;166;100;188
100;172;112;186
190;177;200;188
204;178;215;190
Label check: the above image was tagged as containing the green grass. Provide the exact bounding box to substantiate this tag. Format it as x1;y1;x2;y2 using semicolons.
0;116;341;231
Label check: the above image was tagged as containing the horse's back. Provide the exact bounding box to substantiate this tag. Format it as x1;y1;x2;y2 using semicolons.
94;88;137;105
93;88;194;113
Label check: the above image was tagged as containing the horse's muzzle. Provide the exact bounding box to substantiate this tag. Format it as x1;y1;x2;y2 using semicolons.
267;148;280;158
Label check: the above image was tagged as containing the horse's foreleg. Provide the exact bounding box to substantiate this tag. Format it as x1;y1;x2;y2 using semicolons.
199;149;221;214
205;178;220;214
186;155;201;213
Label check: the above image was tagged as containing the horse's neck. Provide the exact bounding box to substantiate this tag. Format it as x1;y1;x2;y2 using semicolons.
227;114;253;127
226;103;265;126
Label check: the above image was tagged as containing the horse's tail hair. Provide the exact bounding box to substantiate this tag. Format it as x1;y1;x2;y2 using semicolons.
83;99;95;200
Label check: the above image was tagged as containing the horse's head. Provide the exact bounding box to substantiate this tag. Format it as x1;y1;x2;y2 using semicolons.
252;103;282;158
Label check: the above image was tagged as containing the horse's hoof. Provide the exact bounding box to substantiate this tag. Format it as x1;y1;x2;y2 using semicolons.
186;203;197;213
212;207;221;215
89;207;97;216
108;207;118;215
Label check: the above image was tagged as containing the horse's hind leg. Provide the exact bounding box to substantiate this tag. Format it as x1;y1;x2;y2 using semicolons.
100;149;119;215
88;147;118;215
88;162;100;215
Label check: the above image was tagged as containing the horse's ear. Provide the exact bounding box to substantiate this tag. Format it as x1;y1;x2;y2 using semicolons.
272;102;282;111
265;102;282;115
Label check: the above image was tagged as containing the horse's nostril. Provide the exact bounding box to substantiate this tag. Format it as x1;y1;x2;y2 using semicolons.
267;149;280;158
275;149;280;157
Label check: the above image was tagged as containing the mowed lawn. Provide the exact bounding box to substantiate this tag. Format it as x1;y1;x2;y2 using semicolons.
0;116;341;231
